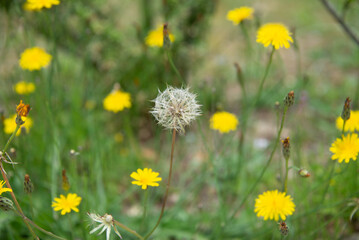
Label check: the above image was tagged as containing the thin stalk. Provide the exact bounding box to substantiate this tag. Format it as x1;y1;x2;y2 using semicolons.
240;22;252;53
283;157;289;193
320;119;346;203
140;189;150;233
2;125;20;154
0;162;39;240
67;214;74;240
114;220;144;240
229;105;289;220
24;215;66;240
255;47;275;105
166;51;184;84
144;129;177;240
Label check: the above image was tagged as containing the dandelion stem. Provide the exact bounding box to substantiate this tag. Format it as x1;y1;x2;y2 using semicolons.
2;125;20;155
166;50;184;84
229;105;288;220
255;47;275;105
114;220;144;240
140;189;150;233
284;156;289;193
144;129;176;240
0;162;39;240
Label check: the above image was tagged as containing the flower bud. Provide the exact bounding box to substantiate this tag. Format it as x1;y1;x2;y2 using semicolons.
284;91;294;107
281;137;290;160
163;23;172;50
278;221;289;236
298;168;310;178
0;196;14;211
24;174;34;194
341;97;351;121
62;169;70;192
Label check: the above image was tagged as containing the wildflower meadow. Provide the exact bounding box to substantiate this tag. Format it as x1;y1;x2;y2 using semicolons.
1;0;359;239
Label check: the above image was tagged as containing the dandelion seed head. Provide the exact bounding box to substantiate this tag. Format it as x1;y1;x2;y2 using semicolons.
151;86;201;134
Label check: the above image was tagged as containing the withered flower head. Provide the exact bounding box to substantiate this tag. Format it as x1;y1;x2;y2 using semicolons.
163;23;171;49
341;97;351;121
284;91;294;107
62;170;70;192
278;221;289;236
298;168;311;178
281;137;290;159
151;86;201;134
24;174;34;194
16;100;31;117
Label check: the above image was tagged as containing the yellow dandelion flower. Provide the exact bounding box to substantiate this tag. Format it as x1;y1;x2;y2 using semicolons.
256;23;293;49
130;168;162;190
226;7;254;25
4;115;33;136
254;190;295;221
14;81;36;95
330;133;359;163
24;0;60;11
210;111;239;133
51;193;82;215
19;47;52;71
336;110;359;132
145;25;175;47
103;90;131;113
0;181;12;196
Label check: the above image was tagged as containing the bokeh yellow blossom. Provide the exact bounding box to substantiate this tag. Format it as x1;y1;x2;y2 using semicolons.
226;7;254;25
52;193;82;215
256;23;293;49
103;90;131;113
24;0;60;11
254;190;295;221
0;181;12;196
14;81;36;95
330;133;359;163
4;114;33;136
130;168;162;190
145;25;175;47
19;47;52;71
336;110;359;132
210;111;239;133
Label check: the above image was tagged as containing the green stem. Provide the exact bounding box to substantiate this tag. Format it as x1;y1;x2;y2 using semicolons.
114;221;144;240
255;47;275;105
67;214;74;240
284;157;289;193
320;119;346;204
144;129;177;240
140;189;150;233
2;125;20;155
229;105;288;220
166;51;184;84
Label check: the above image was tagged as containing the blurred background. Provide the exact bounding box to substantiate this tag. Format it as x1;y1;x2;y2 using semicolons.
0;0;359;239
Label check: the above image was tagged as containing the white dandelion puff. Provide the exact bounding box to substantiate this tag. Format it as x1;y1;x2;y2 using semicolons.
88;213;122;240
151;86;201;134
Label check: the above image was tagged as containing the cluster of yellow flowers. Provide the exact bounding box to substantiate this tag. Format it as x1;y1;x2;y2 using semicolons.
227;6;293;50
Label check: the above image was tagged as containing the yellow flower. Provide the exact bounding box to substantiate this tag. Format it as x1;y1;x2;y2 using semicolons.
254;190;295;221
330;134;359;163
4;115;33;136
0;181;12;196
256;23;293;49
52;193;82;215
19;47;52;71
145;25;175;47
226;7;254;25
210;111;239;133
130;168;162;190
14;81;36;95
336;110;359;132
24;0;60;11
103;89;131;113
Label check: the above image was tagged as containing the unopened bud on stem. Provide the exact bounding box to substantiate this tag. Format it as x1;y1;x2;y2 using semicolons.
284;91;295;107
341;97;351;121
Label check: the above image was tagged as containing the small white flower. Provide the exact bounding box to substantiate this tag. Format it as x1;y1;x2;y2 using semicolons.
151;86;201;134
88;213;122;240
